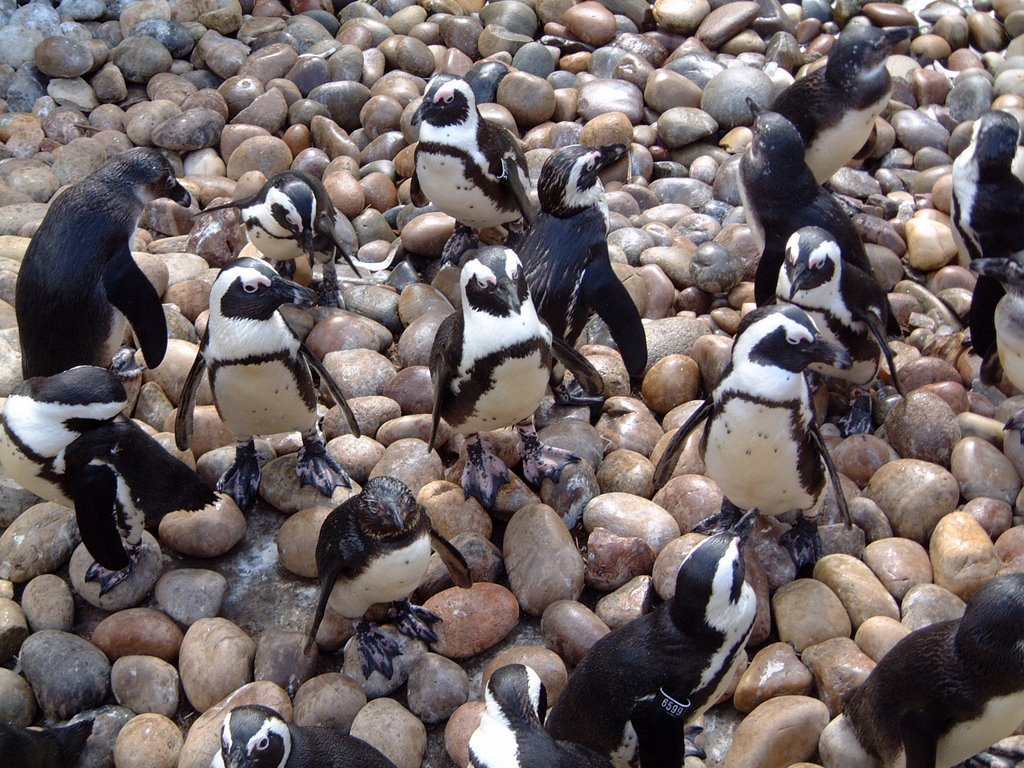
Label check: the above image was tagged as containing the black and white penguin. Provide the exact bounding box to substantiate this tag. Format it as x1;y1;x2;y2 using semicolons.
15;147;191;379
546;511;759;768
0;366;225;593
305;475;471;678
772;23;916;184
821;572;1024;768
212;704;398;768
518;143;647;405
0;717;93;768
428;246;603;509
174;257;360;513
411;74;536;265
202;171;384;308
469;664;614;768
951;110;1024;384
653;305;851;569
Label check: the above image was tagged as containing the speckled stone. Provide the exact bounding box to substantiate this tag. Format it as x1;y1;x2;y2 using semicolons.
154;569;227;627
862;538;932;602
929;512;1001;601
19;630;110;720
772;579;851;652
724;695;830;768
503;504;584;615
733;642;814;714
863;459;960;544
0;502;77;583
110;655;181;717
349;698;426;768
20;573;73;632
424;583;519;659
178;618;256;713
407;652;469;724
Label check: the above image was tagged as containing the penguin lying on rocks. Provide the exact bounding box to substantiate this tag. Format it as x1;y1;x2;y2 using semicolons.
16;147;191;379
0;366;225;594
428;246;603;510
546;510;759;768
469;664;614;768
305;475;471;678
653;305;851;570
175;257;360;513
0;716;93;768
411;74;536;266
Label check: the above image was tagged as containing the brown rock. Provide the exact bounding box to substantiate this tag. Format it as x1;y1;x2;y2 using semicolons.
540;599;609;666
179;618;256;713
91;608;184;662
724;695;830;768
771;579;851;652
929;512;1001;601
863;537;932;601
863;459;959;544
733;642;814;714
424;583;519;659
812;554;900;630
584;526;656;592
800;637;876;717
158;494;246;558
504;504;584;615
853;615;910;662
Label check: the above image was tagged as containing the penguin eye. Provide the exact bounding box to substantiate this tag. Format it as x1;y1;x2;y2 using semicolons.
243;283;258;294
786;335;801;345
256;736;270;752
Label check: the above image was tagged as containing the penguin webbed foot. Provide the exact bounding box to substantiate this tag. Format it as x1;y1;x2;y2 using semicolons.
296;434;350;496
516;422;579;487
273;259;297;279
388;598;441;644
218;439;262;513
1004;409;1024;444
837;390;875;436
440;225;479;268
693;499;745;535
110;347;145;380
85;547;140;596
780;516;823;574
965;741;1024;768
462;434;509;510
317;260;343;308
684;723;706;760
355;619;402;679
553;379;605;408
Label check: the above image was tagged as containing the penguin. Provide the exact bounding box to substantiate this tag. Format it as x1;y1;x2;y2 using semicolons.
469;664;614;768
518;143;647;405
0;366;225;594
427;246;603;510
411;74;536;265
202;171;382;308
545;510;759;768
951;110;1024;385
305;475;471;678
212;704;398;768
826;572;1024;768
174;257;360;514
772;24;917;184
652;304;852;569
15;147;191;379
0;717;93;768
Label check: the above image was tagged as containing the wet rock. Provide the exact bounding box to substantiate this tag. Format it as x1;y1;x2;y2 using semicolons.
800;637;875;717
863;459;959;545
901;583;966;632
772;578;851;652
929;512;1001;601
112;713;182;768
854;615;910;663
293;672;366;731
424;583;519;659
504;504;584;615
0;599;27;664
724;695;829;768
179;618;256;713
583;493;680;553
110;655;181;717
20;630;110;720
812;554;899;630
862;538;932;602
584;526;656;592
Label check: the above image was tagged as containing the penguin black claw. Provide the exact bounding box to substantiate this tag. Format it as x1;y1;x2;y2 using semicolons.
355;619;403;679
109;347;145;380
217;438;262;514
779;517;823;574
462;434;510;510
516;422;579;487
440;225;480;268
296;430;350;495
389;598;441;644
553;380;605;408
85;547;140;595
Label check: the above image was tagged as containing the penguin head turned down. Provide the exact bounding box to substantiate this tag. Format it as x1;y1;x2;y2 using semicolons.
352;475;424;540
537;143;627;216
731;305;853;375
783;226;842;299
970;110;1022;172
745;111;808;179
209;257;314;324
217;705;291;768
413;74;475;128
826;24;915;89
460;247;532;317
485;663;549;727
112;147;192;208
958;572;1024;663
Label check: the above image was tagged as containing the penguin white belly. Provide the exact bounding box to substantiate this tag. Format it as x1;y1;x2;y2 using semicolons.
213;362;314;438
328;534;432;618
737;176;765;251
248;228;302;261
996;298;1024;391
0;424;70;506
805;106;880;184
458;352;548;434
934;690;1024;768
104;309;127;363
704;399;816;514
469;709;520;768
416;154;514;229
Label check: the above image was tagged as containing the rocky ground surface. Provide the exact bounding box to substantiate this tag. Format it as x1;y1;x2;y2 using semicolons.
1;0;1024;766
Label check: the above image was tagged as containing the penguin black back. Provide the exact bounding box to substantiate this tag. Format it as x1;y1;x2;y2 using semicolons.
0;718;93;768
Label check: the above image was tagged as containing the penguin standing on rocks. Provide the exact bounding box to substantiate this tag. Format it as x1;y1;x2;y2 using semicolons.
411;74;536;265
428;246;603;510
305;475;471;678
951;111;1024;384
772;24;916;184
545;511;759;768
0;366;227;594
653;305;852;569
175;257;360;514
821;572;1024;768
16;147;191;379
518;143;647;405
0;717;93;768
469;664;614;768
212;704;398;768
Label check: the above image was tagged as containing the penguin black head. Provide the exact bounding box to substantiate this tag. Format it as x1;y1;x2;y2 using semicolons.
263;172;320;259
351;475;423;539
971;256;1024;293
537;143;627;217
783;226;841;298
733;305;853;373
745;111;809;181
413;74;475;128
17;365;127;410
485;663;549;726
211;257;314;322
218;705;291;768
107;147;192;208
826;24;915;89
970;110;1022;172
957;572;1024;663
460;246;531;317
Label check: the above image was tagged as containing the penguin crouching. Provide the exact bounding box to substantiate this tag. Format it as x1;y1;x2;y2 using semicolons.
0;718;93;768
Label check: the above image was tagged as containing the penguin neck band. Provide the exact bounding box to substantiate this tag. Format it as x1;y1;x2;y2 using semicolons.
657;689;690;718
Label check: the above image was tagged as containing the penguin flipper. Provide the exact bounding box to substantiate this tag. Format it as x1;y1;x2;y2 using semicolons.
300;342;361;439
809;419;850;527
67;461;131;571
900;710;941;768
630;701;688;768
581;247;648;377
551;336;604;397
653;400;713;489
410;168;428;208
174;343;207;451
970;275;1005;377
858;306;906;396
488;125;536;223
103;247;168;370
754;245;785;306
429;528;472;588
428;312;461;451
503;155;537;224
307;509;362;653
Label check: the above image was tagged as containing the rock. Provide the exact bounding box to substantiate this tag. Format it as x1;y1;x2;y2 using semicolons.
0;502;77;583
854;616;910;663
812;554;900;630
254;628;317;698
110;655;180;717
800;637;875;717
277;507;331;578
423;583;519;659
91;608;183;662
863;459;959;544
179;618;256;713
882;391;961;466
293;673;366;731
20;573;73;632
407;653;469;724
595;575;653;630
154;569;227;627
951;436;1021;505
583;493;680;553
724;695;830;768
929;512;1001;601
585;527;656;592
771;579;851;652
19;630;110;720
862;538;932;602
158;494;246;558
349;698;427;768
258;454;357;514
901;583;966;632
482;646;568;704
503;504;584;615
0;666;35;725
0;599;27;664
112;713;182;768
68;532;163;612
733;642;814;714
540;600;609;666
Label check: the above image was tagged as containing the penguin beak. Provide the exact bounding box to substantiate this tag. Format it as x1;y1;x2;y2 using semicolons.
972;257;1024;287
788;266;811;300
269;274;314;309
809;338;853;370
881;26;917;48
496;276;522;312
169;181;191;208
731;508;759;541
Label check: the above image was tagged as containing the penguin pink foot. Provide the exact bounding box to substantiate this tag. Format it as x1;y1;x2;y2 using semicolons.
296;429;350;496
516;421;579;486
967;741;1024;768
388;598;441;644
218;437;262;513
109;347;145;380
461;433;509;510
85;545;142;595
355;619;402;679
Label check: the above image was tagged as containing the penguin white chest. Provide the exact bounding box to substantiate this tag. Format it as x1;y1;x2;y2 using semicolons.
933;689;1024;768
248;227;303;261
458;350;548;435
416;154;511;229
805;105;880;184
0;422;71;506
212;361;314;438
996;297;1024;391
328;534;432;618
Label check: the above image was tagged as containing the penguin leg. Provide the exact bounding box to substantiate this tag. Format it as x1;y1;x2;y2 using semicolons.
85;544;142;596
388;597;441;644
779;515;823;574
503;218;527;252
515;421;580;487
684;723;706;760
965;741;1024;768
692;498;745;534
317;259;343;308
440;224;479;268
461;433;509;510
296;428;350;496
109;347;145;380
217;438;262;513
1004;409;1024;445
273;259;296;279
836;388;875;437
354;618;402;679
553;378;606;408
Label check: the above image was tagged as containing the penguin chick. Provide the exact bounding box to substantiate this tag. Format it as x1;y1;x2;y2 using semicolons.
0;718;93;768
772;23;916;184
16;147;191;379
546;511;759;768
519;143;647;406
653;305;852;570
428;246;603;509
470;664;614;768
0;366;224;594
213;704;398;768
174;257;360;514
411;74;536;265
831;572;1024;768
952;111;1024;384
305;475;471;679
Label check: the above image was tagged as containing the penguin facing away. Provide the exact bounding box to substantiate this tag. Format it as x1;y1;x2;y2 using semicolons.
15;147;191;379
0;717;94;768
305;475;471;679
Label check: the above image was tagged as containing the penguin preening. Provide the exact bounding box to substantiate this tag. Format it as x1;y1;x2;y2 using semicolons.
545;510;759;768
411;74;536;265
0;366;225;594
305;475;471;678
653;304;851;569
518;143;647;405
469;664;614;768
0;717;93;768
427;246;603;509
174;257;360;514
212;704;398;768
772;23;916;184
15;147;191;379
